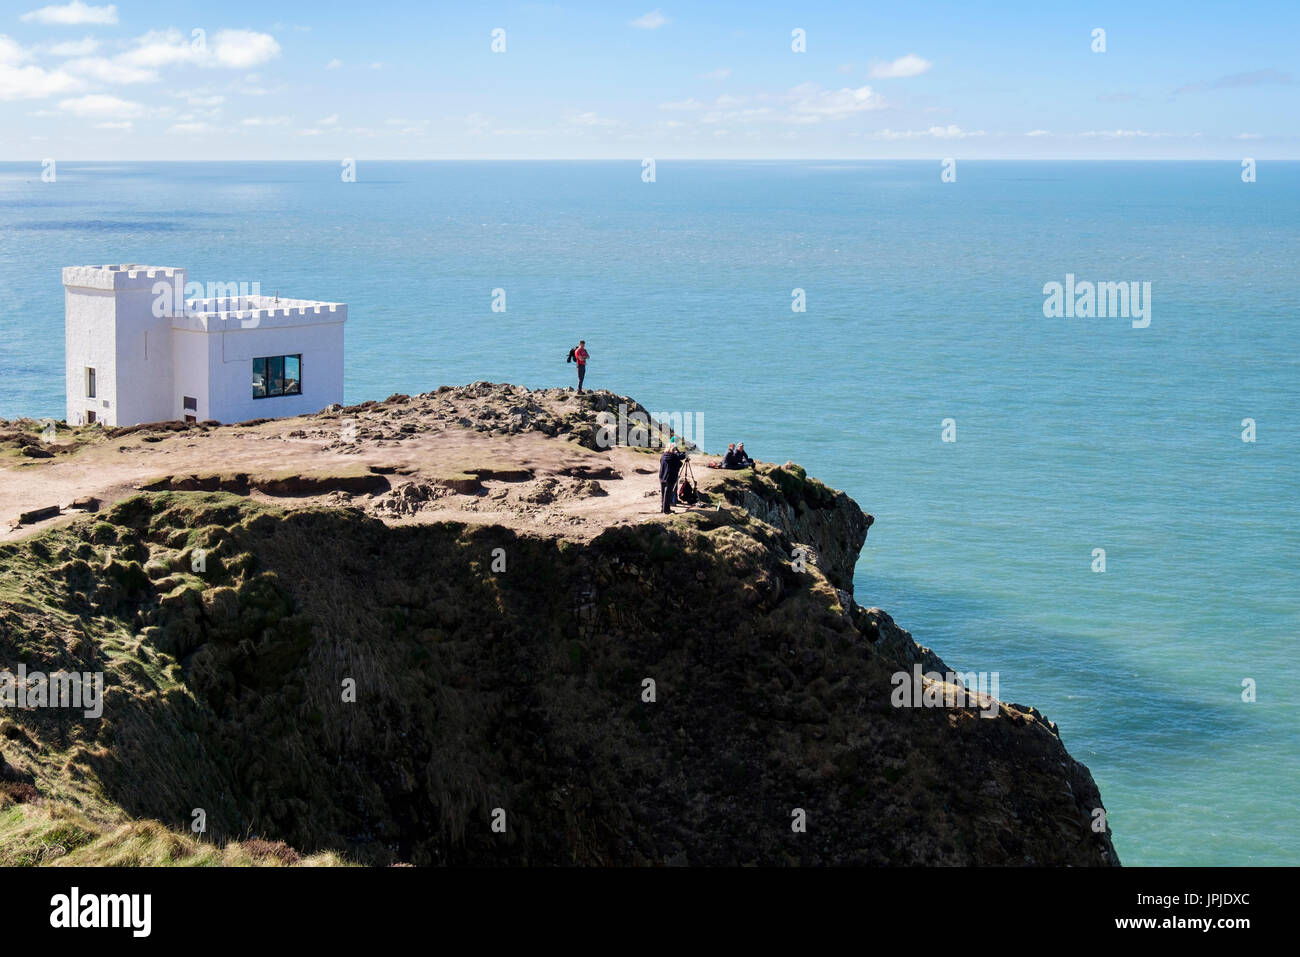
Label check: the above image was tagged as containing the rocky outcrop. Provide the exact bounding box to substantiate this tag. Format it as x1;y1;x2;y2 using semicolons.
719;461;872;595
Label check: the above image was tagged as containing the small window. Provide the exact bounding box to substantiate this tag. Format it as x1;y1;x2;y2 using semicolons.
252;354;302;399
183;396;197;412
86;410;96;424
86;367;96;399
184;414;197;424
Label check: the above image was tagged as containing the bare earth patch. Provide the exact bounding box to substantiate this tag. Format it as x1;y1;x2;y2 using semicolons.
0;383;738;543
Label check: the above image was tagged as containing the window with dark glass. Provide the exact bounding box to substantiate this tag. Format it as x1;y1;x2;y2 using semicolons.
86;367;96;399
252;354;302;398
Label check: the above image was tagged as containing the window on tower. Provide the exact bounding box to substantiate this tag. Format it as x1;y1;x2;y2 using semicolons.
252;355;302;399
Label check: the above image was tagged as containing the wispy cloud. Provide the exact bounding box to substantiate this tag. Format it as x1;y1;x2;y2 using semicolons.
20;2;118;26
0;36;86;100
659;84;887;127
629;9;669;30
63;56;156;84
869;54;932;79
790;83;886;119
59;92;143;117
1175;68;1292;95
117;28;281;71
46;36;98;56
875;124;984;139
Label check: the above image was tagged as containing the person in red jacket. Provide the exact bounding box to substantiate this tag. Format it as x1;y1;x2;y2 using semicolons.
572;340;589;392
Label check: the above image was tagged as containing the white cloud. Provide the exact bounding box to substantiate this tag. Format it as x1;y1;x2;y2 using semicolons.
117;28;280;71
64;56;157;84
1235;132;1262;140
326;58;342;69
170;121;215;134
20;2;118;26
1079;129;1154;138
317;113;339;125
658;97;703;111
869;54;932;79
119;30;199;69
94;119;131;129
630;9;669;29
1026;129;1050;137
700;68;730;80
566;111;616;127
230;75;267;95
790;83;886;119
0;34;32;64
0;38;86;99
58;92;143;117
212;30;281;69
241;115;290;126
47;36;98;56
875;125;985;140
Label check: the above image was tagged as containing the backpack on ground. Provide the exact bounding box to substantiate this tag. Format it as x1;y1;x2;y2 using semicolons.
678;478;699;506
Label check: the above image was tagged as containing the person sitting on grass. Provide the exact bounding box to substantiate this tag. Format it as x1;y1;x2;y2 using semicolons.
708;443;739;469
734;443;754;468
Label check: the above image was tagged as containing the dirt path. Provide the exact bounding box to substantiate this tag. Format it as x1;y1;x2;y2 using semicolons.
1;387;739;542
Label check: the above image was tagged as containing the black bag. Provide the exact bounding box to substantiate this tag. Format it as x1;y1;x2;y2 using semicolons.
566;347;576;363
678;479;698;506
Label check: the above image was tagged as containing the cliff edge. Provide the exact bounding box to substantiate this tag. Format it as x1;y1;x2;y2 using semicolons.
0;384;1118;865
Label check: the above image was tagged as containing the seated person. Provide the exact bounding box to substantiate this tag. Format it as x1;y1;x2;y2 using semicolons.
734;443;753;468
709;443;738;469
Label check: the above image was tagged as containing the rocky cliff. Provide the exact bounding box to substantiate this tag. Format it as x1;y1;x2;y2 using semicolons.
0;384;1118;865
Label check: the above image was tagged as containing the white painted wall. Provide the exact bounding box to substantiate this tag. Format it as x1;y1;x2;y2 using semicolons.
204;315;345;424
111;286;175;427
170;328;212;421
64;265;185;427
64;286;117;426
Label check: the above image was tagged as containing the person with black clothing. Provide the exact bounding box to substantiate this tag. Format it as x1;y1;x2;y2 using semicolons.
734;443;753;468
659;445;685;513
707;443;736;469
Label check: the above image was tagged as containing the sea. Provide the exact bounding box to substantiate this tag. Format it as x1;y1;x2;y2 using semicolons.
1;159;1296;865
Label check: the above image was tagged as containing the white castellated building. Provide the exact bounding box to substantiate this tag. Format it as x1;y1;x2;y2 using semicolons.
63;265;346;427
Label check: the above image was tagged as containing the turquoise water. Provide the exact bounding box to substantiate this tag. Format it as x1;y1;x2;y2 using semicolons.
1;160;1296;865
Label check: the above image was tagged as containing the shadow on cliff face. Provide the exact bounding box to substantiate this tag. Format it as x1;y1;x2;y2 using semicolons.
0;491;1119;866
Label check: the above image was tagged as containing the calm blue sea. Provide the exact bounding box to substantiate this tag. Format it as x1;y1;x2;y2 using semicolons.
1;160;1296;865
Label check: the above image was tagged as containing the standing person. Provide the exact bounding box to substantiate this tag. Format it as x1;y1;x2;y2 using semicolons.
572;340;589;392
659;443;685;513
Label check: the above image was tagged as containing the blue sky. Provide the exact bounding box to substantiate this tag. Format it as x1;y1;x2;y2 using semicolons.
1;0;1296;159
